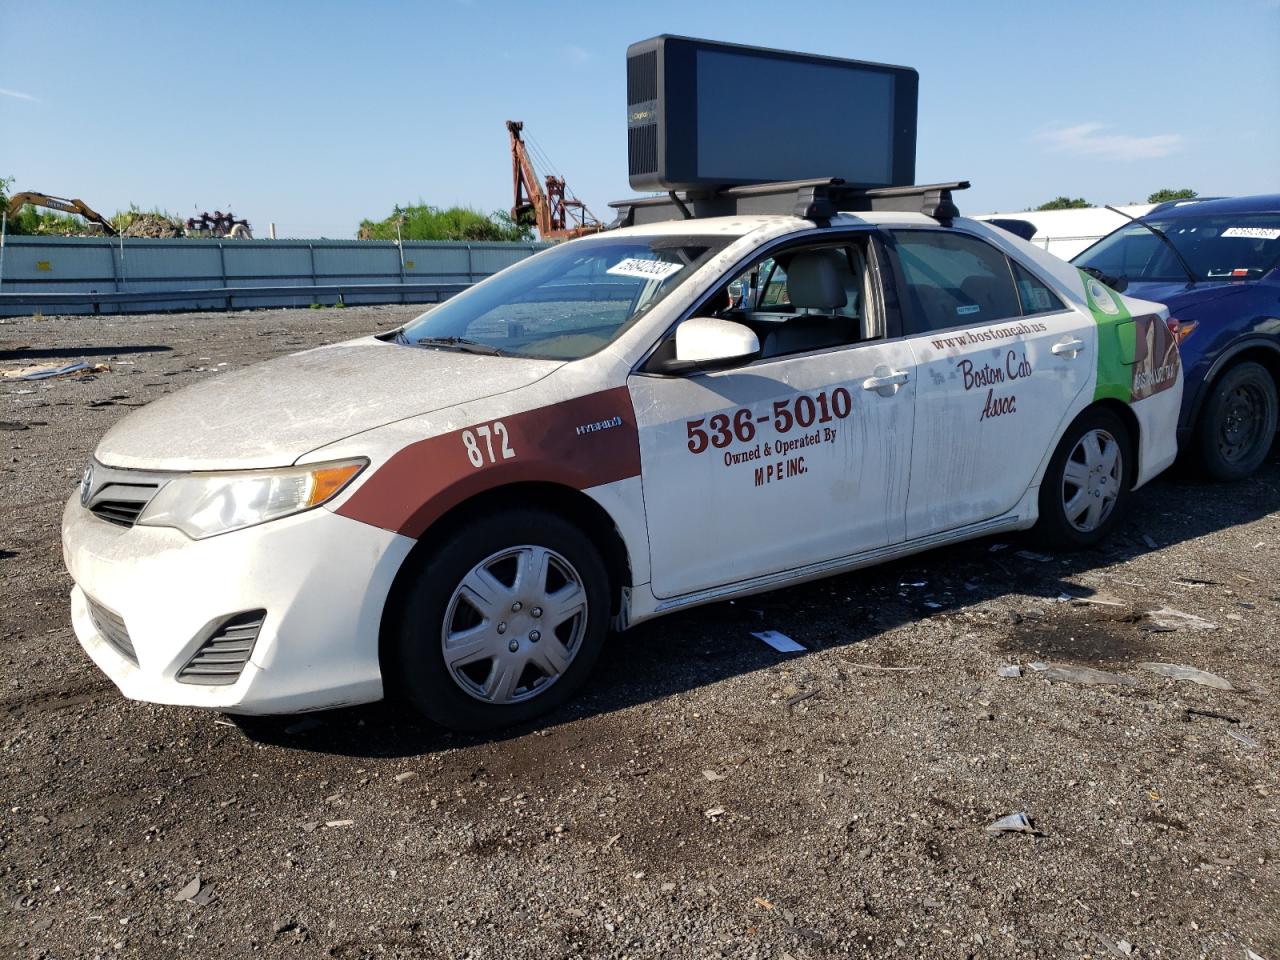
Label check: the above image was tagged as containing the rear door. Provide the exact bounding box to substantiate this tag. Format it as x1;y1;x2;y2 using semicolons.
883;228;1094;539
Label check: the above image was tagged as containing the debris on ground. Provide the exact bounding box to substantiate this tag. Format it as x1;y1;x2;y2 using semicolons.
393;771;417;783
1228;729;1261;749
0;421;30;431
1183;707;1240;724
2;360;109;381
1072;595;1126;607
701;769;725;781
752;630;805;653
120;213;185;239
1140;662;1234;690
785;689;818;708
174;875;215;906
1145;607;1218;631
997;664;1023;678
984;812;1038;835
1040;663;1138;686
1014;550;1053;562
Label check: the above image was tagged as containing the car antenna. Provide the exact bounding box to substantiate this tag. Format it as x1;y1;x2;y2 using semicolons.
1104;205;1197;287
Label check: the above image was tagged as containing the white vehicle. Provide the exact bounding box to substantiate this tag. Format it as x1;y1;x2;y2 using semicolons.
62;181;1183;731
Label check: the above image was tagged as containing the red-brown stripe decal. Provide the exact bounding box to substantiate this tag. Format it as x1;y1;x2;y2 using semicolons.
336;386;641;538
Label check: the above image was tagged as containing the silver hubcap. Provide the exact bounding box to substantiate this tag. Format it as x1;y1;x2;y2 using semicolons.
441;545;588;705
1061;428;1122;533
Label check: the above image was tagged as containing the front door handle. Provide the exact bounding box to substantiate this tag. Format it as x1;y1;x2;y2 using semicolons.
862;369;910;393
1052;337;1086;357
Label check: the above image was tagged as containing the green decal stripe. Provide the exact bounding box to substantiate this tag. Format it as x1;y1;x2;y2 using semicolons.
1078;269;1133;403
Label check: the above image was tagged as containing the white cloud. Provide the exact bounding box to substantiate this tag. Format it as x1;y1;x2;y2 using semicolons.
0;87;38;102
563;44;591;65
1035;122;1183;161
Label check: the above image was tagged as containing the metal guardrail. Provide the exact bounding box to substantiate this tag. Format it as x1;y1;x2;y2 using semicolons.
0;282;470;311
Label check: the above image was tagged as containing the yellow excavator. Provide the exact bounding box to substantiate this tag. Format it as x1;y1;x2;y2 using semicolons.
6;191;118;236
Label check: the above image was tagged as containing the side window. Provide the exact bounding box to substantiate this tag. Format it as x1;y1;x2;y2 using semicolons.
1010;260;1066;316
758;259;790;308
653;238;882;370
891;231;1023;334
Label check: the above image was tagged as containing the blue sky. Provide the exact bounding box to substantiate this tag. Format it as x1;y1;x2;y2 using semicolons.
3;0;1277;237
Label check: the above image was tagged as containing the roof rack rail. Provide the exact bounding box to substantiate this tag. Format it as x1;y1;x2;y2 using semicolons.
608;178;970;230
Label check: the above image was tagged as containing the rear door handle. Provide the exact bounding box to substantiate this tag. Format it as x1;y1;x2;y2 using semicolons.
1052;337;1086;357
862;370;910;391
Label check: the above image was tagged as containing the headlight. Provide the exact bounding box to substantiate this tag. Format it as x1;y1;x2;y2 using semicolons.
136;459;366;539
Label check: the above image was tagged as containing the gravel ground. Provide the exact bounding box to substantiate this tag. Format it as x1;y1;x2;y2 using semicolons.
1;306;1278;960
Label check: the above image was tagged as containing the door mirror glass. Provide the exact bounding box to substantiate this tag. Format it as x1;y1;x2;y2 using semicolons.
669;316;760;371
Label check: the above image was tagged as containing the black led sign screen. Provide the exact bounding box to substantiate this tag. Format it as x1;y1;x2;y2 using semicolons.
627;35;918;192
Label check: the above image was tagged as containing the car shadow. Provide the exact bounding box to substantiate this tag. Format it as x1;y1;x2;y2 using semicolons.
235;454;1279;758
0;345;173;362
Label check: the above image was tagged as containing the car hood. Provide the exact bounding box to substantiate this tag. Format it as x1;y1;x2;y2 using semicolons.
1118;279;1252;313
95;338;562;471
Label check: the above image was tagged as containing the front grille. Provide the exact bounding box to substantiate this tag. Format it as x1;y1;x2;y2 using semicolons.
90;499;148;527
177;611;265;686
87;482;159;529
87;597;138;665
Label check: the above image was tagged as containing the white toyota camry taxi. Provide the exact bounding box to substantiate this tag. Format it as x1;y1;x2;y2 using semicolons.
63;184;1183;730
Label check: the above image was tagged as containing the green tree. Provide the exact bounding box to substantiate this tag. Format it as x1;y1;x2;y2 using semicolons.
1034;196;1092;211
1147;187;1198;204
357;204;533;242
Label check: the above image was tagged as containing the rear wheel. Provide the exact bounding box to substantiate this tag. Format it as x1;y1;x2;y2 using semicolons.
1196;361;1278;482
1034;408;1133;550
389;508;610;732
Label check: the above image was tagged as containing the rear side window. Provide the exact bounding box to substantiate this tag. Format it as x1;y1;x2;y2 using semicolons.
1010;260;1066;315
891;231;1022;334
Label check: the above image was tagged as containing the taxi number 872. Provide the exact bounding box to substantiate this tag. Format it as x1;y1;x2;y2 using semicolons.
686;388;853;454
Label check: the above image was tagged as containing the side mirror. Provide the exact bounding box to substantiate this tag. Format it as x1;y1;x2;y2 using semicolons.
663;316;760;373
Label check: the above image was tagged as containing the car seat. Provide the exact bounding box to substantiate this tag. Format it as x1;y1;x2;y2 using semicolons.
760;250;859;358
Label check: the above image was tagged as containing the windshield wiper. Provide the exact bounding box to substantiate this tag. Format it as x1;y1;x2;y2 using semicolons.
414;336;506;356
1105;205;1197;286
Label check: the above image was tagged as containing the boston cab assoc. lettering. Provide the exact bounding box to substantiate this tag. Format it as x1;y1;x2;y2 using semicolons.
957;350;1032;422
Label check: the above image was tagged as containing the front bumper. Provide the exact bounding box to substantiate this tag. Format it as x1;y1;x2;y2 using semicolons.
62;495;414;714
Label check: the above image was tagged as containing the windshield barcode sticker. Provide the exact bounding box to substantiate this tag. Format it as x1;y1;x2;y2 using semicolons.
1221;226;1280;241
606;257;684;281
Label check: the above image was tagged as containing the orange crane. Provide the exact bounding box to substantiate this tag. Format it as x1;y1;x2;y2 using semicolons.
506;120;602;241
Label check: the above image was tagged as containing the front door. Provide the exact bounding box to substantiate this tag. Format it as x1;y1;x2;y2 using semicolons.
629;236;917;599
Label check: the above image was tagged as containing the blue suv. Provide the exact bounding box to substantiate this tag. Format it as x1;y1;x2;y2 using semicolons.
1074;195;1280;480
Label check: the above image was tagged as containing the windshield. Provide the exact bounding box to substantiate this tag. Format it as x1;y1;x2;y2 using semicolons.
1075;212;1280;283
400;234;731;360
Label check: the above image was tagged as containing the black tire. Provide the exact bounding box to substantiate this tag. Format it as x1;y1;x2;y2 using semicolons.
388;508;610;732
1034;407;1134;550
1195;361;1278;482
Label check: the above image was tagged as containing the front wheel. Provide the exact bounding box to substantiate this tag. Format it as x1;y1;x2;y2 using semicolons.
1034;408;1133;550
1196;361;1278;482
388;508;611;732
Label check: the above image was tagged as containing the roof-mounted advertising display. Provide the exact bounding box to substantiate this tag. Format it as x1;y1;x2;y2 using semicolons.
627;35;918;193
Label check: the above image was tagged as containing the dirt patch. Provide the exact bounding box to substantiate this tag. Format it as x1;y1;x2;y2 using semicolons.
1;306;1278;959
999;609;1157;663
